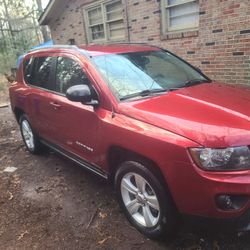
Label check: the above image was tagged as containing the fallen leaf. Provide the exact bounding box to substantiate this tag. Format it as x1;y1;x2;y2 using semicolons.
18;230;28;240
98;236;111;245
99;212;107;219
7;191;13;200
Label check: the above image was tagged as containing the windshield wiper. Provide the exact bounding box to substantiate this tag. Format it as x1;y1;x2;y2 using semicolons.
183;79;212;87
120;88;168;101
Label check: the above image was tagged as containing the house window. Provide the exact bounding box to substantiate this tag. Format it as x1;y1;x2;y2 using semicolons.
161;0;199;33
85;0;125;43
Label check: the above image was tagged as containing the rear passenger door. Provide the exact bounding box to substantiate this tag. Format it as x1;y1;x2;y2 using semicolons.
24;55;58;141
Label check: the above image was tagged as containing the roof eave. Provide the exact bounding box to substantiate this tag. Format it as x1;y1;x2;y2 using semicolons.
38;0;58;25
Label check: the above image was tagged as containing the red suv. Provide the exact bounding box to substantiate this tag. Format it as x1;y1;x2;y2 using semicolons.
9;44;250;238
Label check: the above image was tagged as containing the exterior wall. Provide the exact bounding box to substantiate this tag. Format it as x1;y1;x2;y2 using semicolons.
49;0;250;85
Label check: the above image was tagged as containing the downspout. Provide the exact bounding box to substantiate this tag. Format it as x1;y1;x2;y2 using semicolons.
124;0;130;42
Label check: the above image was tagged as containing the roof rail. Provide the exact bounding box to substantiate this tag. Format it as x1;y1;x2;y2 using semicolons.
29;45;79;52
28;45;91;57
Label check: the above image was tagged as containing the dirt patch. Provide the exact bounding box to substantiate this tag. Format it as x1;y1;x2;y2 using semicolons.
1;78;250;249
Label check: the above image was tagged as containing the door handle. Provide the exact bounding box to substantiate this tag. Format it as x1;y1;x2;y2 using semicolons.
50;102;61;109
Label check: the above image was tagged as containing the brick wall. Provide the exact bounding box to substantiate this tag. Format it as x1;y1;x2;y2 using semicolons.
49;0;250;84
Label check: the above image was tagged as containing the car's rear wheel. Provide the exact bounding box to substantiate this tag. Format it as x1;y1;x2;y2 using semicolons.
20;115;42;154
115;161;178;239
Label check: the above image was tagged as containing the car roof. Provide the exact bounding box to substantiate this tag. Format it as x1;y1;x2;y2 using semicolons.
78;44;160;56
28;43;161;57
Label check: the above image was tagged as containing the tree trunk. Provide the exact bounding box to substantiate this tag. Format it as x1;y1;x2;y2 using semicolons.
2;0;16;49
36;0;50;42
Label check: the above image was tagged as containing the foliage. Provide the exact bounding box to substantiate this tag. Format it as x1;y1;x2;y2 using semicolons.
0;0;47;74
0;53;16;74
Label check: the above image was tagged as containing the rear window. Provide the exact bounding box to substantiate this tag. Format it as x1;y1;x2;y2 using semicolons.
33;57;54;90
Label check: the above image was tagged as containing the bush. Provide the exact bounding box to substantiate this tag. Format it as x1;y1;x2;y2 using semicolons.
0;53;17;75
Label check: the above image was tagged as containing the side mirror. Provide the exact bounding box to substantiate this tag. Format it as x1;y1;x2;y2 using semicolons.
66;85;99;106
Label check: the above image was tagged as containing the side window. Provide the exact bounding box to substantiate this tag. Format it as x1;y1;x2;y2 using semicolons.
23;57;35;85
34;57;54;90
55;57;91;94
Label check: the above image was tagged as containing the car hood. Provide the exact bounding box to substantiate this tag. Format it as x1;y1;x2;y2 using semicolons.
117;83;250;148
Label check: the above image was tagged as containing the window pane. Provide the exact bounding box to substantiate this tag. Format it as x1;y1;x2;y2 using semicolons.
90;24;105;40
168;2;199;29
169;13;198;29
56;57;90;94
106;1;122;13
88;7;102;25
106;1;122;21
169;2;198;17
23;57;35;85
35;57;54;89
167;0;191;5
108;20;125;38
107;9;123;21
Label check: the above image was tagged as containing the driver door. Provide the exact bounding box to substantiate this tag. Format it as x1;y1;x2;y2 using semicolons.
48;56;100;164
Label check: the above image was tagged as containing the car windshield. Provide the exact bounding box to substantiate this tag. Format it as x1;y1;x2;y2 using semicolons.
92;50;209;100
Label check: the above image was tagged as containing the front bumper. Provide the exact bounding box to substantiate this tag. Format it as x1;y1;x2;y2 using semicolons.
164;161;250;220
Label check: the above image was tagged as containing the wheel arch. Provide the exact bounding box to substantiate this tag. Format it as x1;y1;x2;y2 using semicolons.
13;106;24;123
108;145;178;209
108;146;164;183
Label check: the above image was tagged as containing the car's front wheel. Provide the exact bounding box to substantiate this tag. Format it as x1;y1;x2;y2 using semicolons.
19;115;42;154
115;161;178;239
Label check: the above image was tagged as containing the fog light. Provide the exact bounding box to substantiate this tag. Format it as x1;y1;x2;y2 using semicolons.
215;195;248;211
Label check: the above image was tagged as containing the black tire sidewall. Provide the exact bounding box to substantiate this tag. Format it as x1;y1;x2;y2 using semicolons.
115;161;177;239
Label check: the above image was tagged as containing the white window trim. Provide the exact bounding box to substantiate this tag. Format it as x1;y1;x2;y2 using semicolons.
83;0;125;44
161;0;199;34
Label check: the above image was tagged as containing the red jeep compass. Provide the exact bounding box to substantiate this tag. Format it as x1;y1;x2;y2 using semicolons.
9;44;250;238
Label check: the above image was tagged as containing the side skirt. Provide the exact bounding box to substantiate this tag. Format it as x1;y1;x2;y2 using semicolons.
40;139;109;180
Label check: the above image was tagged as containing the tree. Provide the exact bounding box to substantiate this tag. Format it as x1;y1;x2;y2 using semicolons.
36;0;50;42
0;0;50;73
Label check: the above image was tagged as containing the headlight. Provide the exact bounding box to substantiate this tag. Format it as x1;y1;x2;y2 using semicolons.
189;146;250;171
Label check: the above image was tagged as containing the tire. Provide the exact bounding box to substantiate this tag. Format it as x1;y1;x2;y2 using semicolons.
115;161;178;239
19;115;42;154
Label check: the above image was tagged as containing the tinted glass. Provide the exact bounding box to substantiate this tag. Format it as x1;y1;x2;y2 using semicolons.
23;57;35;85
55;57;91;94
93;50;208;99
34;57;54;90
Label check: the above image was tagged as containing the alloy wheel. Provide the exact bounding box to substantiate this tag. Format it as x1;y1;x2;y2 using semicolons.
21;120;35;151
120;172;160;228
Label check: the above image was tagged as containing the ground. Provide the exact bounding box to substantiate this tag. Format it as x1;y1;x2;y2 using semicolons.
1;77;250;249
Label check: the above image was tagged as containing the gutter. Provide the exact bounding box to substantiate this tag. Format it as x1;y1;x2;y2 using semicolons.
38;0;57;25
